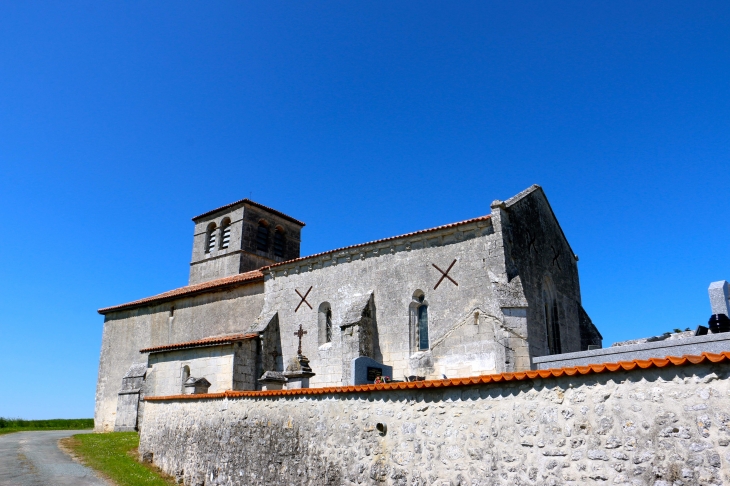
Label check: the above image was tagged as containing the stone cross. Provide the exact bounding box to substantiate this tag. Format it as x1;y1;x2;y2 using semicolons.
709;281;730;316
293;324;308;356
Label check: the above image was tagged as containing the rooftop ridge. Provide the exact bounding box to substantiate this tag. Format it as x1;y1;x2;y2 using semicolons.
144;351;730;401
192;198;305;226
97;270;264;315
262;213;492;271
140;333;259;354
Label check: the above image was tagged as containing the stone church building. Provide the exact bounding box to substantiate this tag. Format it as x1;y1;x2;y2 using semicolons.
94;184;602;432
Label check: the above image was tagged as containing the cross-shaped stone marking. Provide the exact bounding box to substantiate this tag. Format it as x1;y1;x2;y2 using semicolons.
432;259;458;290
293;324;308;356
294;286;313;312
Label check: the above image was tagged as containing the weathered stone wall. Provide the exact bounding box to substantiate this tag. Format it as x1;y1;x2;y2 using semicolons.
499;185;586;358
140;361;730;485
147;345;236;396
95;283;264;432
259;216;533;387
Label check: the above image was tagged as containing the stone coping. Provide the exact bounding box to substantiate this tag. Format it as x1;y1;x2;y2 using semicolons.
533;332;730;368
144;351;730;401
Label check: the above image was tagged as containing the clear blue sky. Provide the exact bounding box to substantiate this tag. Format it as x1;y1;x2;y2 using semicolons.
0;2;728;419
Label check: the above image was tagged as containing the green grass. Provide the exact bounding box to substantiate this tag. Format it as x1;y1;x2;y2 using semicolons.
0;417;94;435
62;432;174;486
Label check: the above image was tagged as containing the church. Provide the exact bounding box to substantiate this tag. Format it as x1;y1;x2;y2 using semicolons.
94;184;602;432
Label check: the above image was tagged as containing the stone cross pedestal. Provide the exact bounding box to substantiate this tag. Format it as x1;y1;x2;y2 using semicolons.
284;354;315;389
709;281;730;316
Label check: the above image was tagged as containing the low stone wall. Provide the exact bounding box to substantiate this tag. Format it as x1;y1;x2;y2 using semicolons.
140;355;730;485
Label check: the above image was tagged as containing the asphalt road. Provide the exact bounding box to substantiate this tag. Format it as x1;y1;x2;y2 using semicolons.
0;430;109;486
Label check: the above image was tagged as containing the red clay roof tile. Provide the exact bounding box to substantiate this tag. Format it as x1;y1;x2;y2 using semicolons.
144;351;730;401
98;270;264;315
140;333;258;354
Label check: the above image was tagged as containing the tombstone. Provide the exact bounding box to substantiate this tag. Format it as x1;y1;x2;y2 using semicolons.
114;363;147;432
351;356;393;386
183;377;211;395
709;281;730;316
258;371;287;391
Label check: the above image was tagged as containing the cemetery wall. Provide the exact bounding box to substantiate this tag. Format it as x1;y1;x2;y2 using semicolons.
140;353;730;486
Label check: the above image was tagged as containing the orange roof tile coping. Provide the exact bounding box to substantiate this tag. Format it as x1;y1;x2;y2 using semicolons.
192;198;305;226
140;333;258;354
98;270;264;315
262;214;492;270
144;351;730;402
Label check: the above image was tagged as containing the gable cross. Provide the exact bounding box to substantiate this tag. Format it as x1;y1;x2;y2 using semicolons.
432;259;459;290
293;324;308;355
294;287;313;312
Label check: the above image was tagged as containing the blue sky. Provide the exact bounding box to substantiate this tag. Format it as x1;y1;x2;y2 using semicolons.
0;2;728;419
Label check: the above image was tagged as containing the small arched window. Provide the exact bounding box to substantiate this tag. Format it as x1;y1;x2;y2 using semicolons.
273;227;285;258
220;218;231;249
410;291;429;351
256;221;269;252
205;223;217;253
318;302;333;345
543;277;562;355
181;365;190;392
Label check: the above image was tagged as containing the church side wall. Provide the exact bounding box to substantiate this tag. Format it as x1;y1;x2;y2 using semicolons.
94;283;264;432
260;220;508;386
140;361;730;486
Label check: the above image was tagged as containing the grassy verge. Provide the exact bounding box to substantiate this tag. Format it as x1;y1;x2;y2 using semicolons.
0;418;94;435
61;432;175;486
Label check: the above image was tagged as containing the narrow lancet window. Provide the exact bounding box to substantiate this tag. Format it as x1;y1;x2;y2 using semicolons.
220;219;231;249
318;302;333;345
273;228;285;258
410;291;430;352
418;297;429;350
205;223;217;253
543;277;562;355
256;221;269;252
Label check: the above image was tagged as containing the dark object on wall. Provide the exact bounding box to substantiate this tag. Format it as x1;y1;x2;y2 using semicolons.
695;325;709;336
709;314;730;334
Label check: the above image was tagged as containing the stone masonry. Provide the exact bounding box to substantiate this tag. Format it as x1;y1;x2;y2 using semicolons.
140;356;730;485
95;185;602;432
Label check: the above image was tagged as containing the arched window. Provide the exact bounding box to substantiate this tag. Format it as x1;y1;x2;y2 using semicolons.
410;291;429;351
205;223;217;253
318;302;333;345
256;221;269;252
220;218;231;249
273;227;285;258
543;277;562;355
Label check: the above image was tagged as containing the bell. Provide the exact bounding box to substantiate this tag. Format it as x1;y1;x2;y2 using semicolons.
708;314;730;333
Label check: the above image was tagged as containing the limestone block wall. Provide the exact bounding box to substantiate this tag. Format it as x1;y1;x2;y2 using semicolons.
140;357;730;486
232;339;259;391
95;283;264;432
